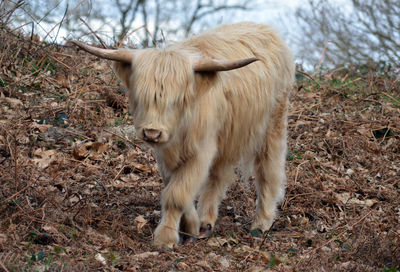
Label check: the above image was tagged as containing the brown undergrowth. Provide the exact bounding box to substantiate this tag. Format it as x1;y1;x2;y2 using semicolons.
0;26;399;271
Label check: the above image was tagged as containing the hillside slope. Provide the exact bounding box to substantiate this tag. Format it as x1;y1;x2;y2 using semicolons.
0;27;399;271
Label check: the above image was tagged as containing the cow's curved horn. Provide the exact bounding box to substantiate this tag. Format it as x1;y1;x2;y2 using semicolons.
192;57;259;72
71;41;135;63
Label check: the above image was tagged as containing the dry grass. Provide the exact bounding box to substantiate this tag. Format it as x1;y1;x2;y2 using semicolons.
0;25;399;272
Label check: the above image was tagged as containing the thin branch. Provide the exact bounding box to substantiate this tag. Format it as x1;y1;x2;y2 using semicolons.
43;0;87;41
79;17;107;48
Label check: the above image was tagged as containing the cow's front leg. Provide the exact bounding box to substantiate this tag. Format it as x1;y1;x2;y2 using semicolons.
180;203;200;240
154;142;216;248
154;206;181;248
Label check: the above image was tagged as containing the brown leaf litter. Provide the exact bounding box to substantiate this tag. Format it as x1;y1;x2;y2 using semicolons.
0;26;399;271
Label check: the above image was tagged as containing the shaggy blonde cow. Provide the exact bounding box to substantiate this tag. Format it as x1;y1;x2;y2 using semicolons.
72;22;295;248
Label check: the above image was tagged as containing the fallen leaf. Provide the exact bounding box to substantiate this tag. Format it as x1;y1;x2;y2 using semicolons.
134;215;147;233
206;237;228;247
336;192;351;204
260;251;271;263
3;97;23;108
207;236;238;251
303;92;319;99
72;141;108;160
346;168;354;175
217;256;230;268
133;163;152;172
31;123;52;132
0;135;5;144
132;251;159;260
176;262;190;271
95;253;106;265
90;142;108;153
357;127;370;136
348;198;377;207
0;233;7;244
86;227;112;245
42;225;58;234
365;199;378;207
72;144;89;160
247;266;268;272
69;196;80;204
238;245;254;253
195;260;212;270
33;149;58;169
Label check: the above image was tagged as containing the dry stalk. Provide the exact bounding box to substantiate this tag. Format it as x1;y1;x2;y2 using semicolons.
2;0;24;25
12;133;18;191
0;259;9;272
43;0;87;41
112;165;127;183
104;128;139;149
382;91;400;104
117;25;145;48
316;40;330;74
2;184;30;204
79;17;107;48
296;69;314;80
48;54;72;70
305;211;372;255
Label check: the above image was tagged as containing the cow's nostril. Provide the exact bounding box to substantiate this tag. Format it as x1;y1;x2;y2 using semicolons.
143;129;162;142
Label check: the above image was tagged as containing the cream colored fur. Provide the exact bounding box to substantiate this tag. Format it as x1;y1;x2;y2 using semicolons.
113;22;295;248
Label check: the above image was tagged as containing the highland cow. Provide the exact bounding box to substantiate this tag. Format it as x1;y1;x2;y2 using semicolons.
72;22;295;248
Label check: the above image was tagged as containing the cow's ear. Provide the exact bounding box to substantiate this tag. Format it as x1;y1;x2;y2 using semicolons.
113;62;132;89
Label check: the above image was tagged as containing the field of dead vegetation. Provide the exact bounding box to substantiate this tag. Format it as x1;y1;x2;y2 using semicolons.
0;26;399;272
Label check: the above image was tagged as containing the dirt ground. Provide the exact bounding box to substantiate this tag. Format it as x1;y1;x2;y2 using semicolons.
0;27;399;271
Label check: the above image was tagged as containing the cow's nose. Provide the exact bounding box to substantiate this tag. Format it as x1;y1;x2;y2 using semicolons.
143;128;162;143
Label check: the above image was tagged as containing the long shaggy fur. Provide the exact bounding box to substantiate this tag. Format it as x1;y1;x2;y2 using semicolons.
113;22;295;248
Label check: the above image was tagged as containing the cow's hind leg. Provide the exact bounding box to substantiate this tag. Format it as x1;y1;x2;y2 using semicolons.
251;98;288;233
197;162;235;237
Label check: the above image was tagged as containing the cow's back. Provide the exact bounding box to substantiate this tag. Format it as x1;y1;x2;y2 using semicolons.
178;22;294;163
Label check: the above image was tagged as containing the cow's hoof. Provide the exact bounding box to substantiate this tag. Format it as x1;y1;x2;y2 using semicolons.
251;216;273;234
198;224;213;239
154;241;175;249
154;225;178;249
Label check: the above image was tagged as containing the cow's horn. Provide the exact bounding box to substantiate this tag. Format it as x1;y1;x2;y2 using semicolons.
71;41;135;63
192;57;259;72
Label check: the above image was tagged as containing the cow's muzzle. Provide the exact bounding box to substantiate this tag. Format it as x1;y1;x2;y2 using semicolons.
143;128;162;143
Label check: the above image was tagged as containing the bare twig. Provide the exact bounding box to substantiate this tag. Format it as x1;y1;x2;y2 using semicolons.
12;133;18;191
382;91;400;105
52;3;69;44
296;69;314;80
2;184;31;204
112;165;127;183
3;0;24;25
316;40;330;74
79;17;107;48
116;25;145;48
0;259;9;272
104;128;139;149
306;211;372;255
43;0;87;41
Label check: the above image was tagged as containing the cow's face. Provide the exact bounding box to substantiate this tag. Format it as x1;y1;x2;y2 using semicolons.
114;49;195;145
73;40;258;142
72;41;257;145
